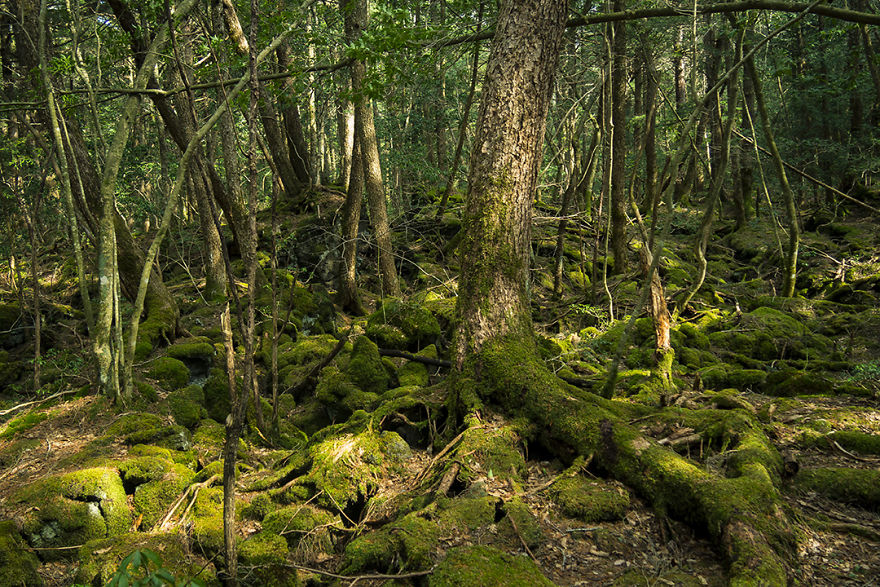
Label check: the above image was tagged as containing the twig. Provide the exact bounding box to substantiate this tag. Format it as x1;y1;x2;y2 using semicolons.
153;474;219;531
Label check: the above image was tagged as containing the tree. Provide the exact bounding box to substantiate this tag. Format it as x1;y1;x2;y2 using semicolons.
451;0;569;370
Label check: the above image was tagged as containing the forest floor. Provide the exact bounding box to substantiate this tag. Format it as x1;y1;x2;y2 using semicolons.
0;194;879;586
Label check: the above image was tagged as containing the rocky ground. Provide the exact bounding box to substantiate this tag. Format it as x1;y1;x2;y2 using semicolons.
0;201;879;585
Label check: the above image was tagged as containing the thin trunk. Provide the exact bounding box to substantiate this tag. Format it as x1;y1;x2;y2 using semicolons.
745;56;798;297
349;0;400;297
609;0;627;275
437;0;483;218
277;43;313;185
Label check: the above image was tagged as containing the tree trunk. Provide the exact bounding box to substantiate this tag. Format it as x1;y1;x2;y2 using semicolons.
348;0;400;298
277;43;314;186
452;0;569;368
745;56;799;297
609;0;628;275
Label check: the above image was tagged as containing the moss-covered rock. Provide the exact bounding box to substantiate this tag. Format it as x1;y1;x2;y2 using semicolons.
0;521;41;586
453;425;526;486
552;476;630;522
824;430;880;455
238;532;291;584
17;467;131;558
429;545;554;586
118;456;196;528
167;338;215;361
191;486;225;556
307;430;411;509
202;367;231;422
192;418;226;463
106;412;165;437
75;531;204;586
124;424;192;452
499;498;543;550
262;504;338;553
168;385;207;429
762;369;831;397
346;335;390;395
699;365;766;391
342;512;440;573
147;357;190;391
315;365;379;416
367;298;441;350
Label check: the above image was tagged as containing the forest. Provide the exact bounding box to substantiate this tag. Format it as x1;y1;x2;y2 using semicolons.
0;0;879;584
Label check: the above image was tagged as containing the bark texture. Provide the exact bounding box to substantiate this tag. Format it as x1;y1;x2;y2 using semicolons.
452;0;569;366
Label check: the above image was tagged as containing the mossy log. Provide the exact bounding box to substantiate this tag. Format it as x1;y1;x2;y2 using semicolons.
454;336;794;585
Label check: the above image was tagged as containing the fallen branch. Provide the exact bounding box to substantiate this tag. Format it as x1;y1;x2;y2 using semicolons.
276;562;436;583
505;503;538;562
378;348;452;368
153;474;219;531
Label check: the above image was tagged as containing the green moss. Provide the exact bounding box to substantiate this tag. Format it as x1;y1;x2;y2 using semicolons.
0;521;41;586
135;380;158;402
453;425;526;485
136;295;178;360
498;498;543;550
307;430;411;509
793;468;880;510
315;365;379;415
167;385;207;429
0;411;49;439
762;369;831;397
191;486;225;556
552;476;630;522
17;468;131;558
106;412;165;437
429;545;554;587
124;424;192;451
192;419;226;463
202;368;231;422
166;338;215;361
342;512;440;573
346;335;390;395
75;532;203;586
239;531;289;566
289;398;330;436
242;493;275;521
262;504;338;552
147;357;190;391
367;298;442;350
119;456;195;528
826;430;880;455
699;365;766;391
436;495;496;532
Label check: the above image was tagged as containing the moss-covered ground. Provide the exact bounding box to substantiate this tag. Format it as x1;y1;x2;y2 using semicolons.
0;203;879;586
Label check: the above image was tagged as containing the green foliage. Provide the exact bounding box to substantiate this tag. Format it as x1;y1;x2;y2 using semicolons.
108;548;204;587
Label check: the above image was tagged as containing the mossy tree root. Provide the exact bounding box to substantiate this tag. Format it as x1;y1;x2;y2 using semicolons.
455;336;795;586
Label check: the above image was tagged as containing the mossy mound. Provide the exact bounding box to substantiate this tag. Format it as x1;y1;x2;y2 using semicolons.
17;467;131;558
0;521;41;586
106;412;165;437
366;298;441;350
762;369;832;397
453;425;526;485
342;512;440;573
792;467;880;510
167;385;208;429
202;367;231;422
75;531;204;586
123;424;192;452
306;429;411;509
347;335;391;395
118;456;196;528
552;475;630;522
698;365;766;392
192;418;227;463
262;504;338;553
428;545;555;586
166;337;215;360
191;486;225;556
146;357;190;391
239;532;294;585
824;430;880;455
705;306;834;362
315;365;380;417
397;345;437;387
498;498;543;550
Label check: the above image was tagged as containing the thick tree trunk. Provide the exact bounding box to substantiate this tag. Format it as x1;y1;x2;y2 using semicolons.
452;0;569;367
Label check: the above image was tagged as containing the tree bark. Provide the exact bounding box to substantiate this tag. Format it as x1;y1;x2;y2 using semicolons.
452;0;569;368
348;0;400;298
609;0;628;275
